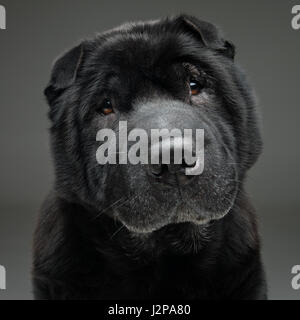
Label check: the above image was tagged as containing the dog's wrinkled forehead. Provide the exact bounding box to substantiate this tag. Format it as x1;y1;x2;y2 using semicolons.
45;15;235;108
87;15;234;74
90;37;177;80
83;36;194;103
88;37;190;85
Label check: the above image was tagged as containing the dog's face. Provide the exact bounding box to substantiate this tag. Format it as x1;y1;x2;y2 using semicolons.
45;15;262;233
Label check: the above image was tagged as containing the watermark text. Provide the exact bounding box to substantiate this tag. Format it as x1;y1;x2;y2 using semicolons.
292;265;300;290
0;5;6;30
292;5;300;30
96;121;205;176
0;265;6;290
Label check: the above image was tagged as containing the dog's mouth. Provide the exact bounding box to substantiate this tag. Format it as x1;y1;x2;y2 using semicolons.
113;182;237;234
115;205;232;234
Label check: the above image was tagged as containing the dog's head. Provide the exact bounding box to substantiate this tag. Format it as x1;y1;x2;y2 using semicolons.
45;15;262;233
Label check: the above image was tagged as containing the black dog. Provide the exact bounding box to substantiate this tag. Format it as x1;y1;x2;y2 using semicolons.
33;15;267;299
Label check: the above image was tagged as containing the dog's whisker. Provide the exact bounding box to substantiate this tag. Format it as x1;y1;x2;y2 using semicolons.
92;196;127;220
110;225;126;240
93;194;138;221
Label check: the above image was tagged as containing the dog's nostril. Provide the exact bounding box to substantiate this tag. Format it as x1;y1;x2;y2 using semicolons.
147;138;198;184
150;164;167;177
148;162;196;186
150;164;162;176
149;161;196;177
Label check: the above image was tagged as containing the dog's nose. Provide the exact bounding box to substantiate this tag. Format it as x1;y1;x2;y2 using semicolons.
147;137;197;185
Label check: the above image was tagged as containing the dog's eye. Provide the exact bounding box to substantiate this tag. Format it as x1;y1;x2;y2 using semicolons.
98;99;114;115
189;80;202;95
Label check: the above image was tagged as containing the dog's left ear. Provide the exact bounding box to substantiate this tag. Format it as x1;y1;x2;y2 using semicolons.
178;14;235;60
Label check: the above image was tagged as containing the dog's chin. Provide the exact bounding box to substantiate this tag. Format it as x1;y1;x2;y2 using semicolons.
116;205;233;234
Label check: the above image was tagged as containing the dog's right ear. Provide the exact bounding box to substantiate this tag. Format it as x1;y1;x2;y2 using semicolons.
44;42;85;106
177;15;236;60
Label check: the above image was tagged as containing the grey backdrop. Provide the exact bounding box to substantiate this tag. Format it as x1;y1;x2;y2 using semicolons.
0;0;299;300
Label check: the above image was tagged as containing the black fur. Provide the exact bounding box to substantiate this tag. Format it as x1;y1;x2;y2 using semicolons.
33;15;267;300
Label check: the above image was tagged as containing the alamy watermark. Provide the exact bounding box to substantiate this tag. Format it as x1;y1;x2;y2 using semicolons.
96;121;205;176
292;5;300;30
291;265;300;290
0;265;6;290
0;5;6;30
